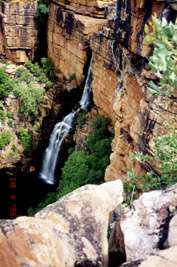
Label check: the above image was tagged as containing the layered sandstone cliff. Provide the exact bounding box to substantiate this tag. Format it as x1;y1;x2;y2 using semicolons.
0;0;37;62
48;0;115;86
47;0;177;180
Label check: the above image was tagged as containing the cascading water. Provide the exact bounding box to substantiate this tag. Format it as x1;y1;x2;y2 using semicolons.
39;112;76;185
39;56;93;185
79;56;93;111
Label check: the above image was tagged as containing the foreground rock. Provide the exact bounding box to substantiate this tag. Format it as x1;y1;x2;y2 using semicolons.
0;180;123;267
121;246;177;267
110;183;177;265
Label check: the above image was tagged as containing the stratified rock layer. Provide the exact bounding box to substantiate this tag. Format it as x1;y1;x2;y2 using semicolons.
0;0;37;62
0;180;123;267
48;2;108;86
47;0;177;181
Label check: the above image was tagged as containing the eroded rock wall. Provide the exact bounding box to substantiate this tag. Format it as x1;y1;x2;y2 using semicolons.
48;0;114;86
105;0;177;180
0;0;37;62
47;0;177;180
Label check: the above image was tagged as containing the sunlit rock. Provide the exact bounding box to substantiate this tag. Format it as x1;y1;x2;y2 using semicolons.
0;180;123;267
112;184;177;262
0;0;37;62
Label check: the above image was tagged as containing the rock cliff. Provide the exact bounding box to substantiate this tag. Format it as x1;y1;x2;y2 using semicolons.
47;0;177;180
0;0;37;62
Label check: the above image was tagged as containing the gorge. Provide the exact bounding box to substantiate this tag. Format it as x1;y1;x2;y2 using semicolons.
0;0;176;266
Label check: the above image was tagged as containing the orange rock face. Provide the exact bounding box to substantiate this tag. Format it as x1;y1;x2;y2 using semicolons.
0;0;37;62
47;0;177;181
48;2;109;86
91;32;117;122
53;0;115;17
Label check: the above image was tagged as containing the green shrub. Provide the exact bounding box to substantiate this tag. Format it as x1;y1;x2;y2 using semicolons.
59;151;91;197
13;83;44;117
37;0;50;18
0;68;15;98
41;57;55;80
25;59;53;87
124;133;177;204
18;128;32;153
25;61;48;83
59;116;113;197
0;129;12;150
7;119;13;128
145;17;177;96
15;68;33;84
0;110;6;121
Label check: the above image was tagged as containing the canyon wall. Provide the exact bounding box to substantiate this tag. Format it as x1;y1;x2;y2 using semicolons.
0;0;37;62
48;0;177;180
0;0;176;180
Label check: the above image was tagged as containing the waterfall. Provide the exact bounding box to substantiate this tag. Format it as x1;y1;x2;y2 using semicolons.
79;56;93;111
39;112;76;185
39;56;93;185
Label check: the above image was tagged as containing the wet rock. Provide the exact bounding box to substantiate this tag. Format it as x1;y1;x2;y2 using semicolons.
0;180;123;267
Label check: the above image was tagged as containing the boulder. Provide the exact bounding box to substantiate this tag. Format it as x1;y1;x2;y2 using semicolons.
167;214;177;247
121;246;177;267
111;184;177;262
0;180;123;267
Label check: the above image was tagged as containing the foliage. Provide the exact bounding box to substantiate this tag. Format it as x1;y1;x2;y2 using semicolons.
13;83;44;117
155;133;177;186
59;116;113;197
0;65;47;117
124;133;177;205
0;129;12;150
41;57;55;81
18;128;32;153
16;68;34;84
25;59;53;88
145;17;177;96
37;0;50;26
0;68;15;98
59;151;91;197
37;0;50;16
0;109;6;121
